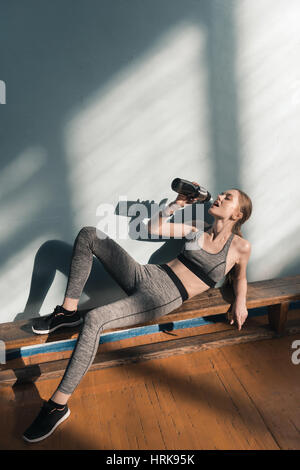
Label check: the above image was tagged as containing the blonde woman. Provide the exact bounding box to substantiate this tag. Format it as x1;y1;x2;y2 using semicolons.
23;184;252;442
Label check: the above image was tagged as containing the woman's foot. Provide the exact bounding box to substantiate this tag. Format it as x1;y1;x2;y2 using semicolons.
22;400;70;443
32;305;82;334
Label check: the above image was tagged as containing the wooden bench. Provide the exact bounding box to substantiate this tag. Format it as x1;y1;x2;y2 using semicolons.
1;274;300;387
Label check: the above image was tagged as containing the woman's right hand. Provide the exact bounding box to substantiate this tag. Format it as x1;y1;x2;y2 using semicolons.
174;193;199;207
174;182;201;207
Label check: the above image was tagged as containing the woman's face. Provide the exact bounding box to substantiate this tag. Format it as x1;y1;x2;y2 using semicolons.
208;189;242;221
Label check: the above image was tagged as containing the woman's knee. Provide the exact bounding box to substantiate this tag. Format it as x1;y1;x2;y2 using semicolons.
78;226;108;244
78;226;96;239
84;307;106;330
76;226;97;248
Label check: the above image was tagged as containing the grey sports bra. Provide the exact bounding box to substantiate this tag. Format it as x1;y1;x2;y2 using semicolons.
177;224;235;288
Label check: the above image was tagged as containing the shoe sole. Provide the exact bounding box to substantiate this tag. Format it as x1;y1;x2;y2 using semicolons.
22;408;71;443
32;319;83;335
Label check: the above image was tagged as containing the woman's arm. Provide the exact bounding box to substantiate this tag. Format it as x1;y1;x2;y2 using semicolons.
230;241;252;330
147;192;201;238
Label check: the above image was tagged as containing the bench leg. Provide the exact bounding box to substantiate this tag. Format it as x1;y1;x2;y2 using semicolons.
267;301;289;334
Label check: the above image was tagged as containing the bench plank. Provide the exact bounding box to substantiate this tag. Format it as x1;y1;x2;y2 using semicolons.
0;275;300;349
1;274;300;350
1;317;300;387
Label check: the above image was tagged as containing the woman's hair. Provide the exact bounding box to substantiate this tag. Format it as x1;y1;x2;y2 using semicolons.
221;188;252;293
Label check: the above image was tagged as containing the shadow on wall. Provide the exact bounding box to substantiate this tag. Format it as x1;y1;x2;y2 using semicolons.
1;0;213;322
1;0;264;322
1;0;212;275
277;258;300;278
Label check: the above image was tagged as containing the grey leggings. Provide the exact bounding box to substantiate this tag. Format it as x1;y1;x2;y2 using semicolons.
57;226;188;395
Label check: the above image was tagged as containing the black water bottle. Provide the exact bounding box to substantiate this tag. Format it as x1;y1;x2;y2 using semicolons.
171;178;212;203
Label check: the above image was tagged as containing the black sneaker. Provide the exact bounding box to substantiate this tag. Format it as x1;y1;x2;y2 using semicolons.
22;400;70;443
32;305;82;334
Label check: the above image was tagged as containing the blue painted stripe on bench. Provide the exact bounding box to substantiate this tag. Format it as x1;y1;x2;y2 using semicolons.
289;300;300;310
6;300;300;361
6;316;217;360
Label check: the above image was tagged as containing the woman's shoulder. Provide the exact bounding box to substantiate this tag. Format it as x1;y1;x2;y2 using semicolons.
233;234;251;254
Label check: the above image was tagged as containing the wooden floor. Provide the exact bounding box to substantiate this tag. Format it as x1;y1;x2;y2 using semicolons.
1;310;300;450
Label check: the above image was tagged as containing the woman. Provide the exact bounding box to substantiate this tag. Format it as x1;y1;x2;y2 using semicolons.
23;183;252;443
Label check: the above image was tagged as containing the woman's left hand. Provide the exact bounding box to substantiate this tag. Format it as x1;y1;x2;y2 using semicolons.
227;300;248;330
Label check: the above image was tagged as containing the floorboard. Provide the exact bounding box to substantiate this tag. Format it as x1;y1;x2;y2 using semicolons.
1;311;299;450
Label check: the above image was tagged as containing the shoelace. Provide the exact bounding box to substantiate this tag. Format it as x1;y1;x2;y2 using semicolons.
57;305;77;315
53;307;65;317
38;401;53;417
43;305;64;320
40;401;65;416
44;305;76;321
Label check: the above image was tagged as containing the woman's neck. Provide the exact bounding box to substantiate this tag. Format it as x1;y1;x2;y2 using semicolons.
209;220;234;242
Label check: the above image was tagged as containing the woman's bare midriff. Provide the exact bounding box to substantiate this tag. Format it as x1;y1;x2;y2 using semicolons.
166;232;240;299
166;258;212;298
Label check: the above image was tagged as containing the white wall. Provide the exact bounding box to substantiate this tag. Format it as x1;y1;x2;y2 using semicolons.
1;0;300;323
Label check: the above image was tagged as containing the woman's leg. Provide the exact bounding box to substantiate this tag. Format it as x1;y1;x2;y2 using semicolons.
23;265;184;442
64;226;144;302
55;269;183;399
32;225;145;335
52;225;146;402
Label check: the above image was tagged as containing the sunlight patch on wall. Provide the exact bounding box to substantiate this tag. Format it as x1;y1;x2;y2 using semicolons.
63;20;213;264
235;0;300;279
